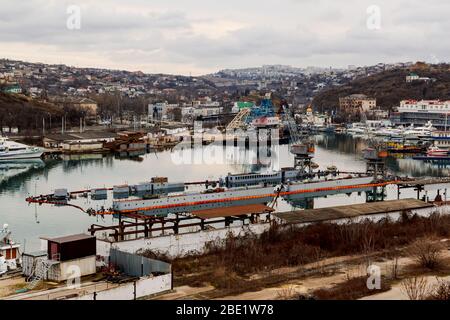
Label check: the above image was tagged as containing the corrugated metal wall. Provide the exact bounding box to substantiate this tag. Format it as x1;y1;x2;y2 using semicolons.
110;249;171;277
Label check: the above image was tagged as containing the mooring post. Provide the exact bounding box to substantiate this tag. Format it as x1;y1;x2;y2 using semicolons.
174;214;179;235
144;220;149;238
200;218;205;231
119;221;125;241
149;221;153;237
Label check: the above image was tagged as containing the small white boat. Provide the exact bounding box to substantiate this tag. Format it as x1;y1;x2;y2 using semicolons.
0;224;21;274
0;137;43;160
347;125;367;135
426;146;448;157
375;127;404;138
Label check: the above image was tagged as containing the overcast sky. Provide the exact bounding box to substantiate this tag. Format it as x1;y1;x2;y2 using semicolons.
0;0;449;75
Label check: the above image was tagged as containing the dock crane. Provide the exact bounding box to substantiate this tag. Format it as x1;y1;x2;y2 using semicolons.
226;108;251;130
281;102;315;176
267;102;316;209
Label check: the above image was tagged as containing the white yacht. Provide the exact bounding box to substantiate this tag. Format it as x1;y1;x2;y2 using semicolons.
402;122;437;139
347;123;367;135
0;137;43;160
374;126;404;138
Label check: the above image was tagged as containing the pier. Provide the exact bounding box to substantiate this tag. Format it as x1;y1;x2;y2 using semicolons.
89;204;274;241
273;199;435;225
396;177;450;201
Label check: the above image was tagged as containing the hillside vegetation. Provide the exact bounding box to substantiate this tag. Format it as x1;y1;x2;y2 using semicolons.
312;63;450;112
0;93;83;133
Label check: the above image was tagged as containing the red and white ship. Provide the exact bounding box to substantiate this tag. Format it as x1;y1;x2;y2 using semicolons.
426;146;449;157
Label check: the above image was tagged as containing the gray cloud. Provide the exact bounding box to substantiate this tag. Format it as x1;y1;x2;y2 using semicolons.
0;0;448;74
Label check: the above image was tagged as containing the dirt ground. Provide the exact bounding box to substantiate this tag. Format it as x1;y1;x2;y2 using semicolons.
0;277;26;298
361;275;450;300
158;243;450;300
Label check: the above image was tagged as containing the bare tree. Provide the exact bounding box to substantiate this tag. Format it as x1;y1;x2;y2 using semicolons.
389;256;400;280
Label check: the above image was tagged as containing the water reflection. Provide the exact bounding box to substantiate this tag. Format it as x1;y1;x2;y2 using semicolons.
315;134;449;178
315;134;368;155
1;134;449;252
0;159;46;193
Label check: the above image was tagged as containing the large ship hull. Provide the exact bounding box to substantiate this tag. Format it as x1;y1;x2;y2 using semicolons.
113;176;375;216
285;176;374;193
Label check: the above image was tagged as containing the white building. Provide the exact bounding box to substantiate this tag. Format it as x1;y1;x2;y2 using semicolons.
406;73;420;83
406;73;434;83
393;100;450;129
398;100;450;113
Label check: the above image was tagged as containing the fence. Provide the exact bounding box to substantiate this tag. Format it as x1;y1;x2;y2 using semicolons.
69;274;172;300
109;248;171;277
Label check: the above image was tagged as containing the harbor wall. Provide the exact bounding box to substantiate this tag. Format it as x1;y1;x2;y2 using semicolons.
69;274;172;300
97;223;271;258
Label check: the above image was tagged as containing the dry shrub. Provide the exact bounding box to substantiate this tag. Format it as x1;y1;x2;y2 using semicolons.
209;266;242;290
169;212;450;282
276;286;298;300
427;279;450;300
408;238;444;270
401;277;430;300
312;276;391;300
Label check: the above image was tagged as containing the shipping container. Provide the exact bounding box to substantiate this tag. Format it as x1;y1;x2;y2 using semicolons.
54;189;69;200
113;185;130;195
91;188;108;200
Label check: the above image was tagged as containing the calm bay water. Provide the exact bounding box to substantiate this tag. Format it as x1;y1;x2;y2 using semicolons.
0;134;447;252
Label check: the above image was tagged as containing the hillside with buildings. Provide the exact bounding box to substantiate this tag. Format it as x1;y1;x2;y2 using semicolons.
312;63;450;114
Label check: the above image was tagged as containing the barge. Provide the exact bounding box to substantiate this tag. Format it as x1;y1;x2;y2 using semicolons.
112;175;375;216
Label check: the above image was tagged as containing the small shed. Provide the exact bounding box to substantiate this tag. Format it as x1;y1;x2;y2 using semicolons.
24;234;98;282
22;250;47;277
46;234;96;261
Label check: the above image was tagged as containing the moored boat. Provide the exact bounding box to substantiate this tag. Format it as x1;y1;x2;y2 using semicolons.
0;137;43;160
426;146;448;157
0;224;21;275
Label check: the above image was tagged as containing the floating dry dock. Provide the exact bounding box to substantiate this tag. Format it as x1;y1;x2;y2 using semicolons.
273;199;435;225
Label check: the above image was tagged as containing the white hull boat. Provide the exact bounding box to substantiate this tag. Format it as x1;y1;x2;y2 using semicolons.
0;137;43;160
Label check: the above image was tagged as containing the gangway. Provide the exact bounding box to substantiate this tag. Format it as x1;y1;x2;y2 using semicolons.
26;258;51;290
